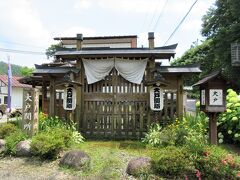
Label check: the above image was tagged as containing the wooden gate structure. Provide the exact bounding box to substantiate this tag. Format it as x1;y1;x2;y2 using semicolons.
19;33;201;139
81;67;148;138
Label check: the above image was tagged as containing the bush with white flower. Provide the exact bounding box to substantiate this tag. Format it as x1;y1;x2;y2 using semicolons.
218;89;240;144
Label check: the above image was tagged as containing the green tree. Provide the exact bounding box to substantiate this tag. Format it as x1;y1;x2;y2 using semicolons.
201;0;240;86
172;0;240;87
20;66;34;77
45;43;68;58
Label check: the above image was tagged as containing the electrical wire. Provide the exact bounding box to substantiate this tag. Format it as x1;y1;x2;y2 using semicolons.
163;0;199;46
152;0;169;31
0;39;46;49
147;0;162;31
0;47;45;55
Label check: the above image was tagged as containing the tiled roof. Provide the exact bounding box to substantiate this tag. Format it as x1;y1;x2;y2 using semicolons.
0;75;31;88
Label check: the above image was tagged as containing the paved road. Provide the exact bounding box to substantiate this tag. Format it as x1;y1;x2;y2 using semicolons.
186;99;196;112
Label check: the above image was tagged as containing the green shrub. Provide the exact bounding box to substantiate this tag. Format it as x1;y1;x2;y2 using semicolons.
218;89;240;144
191;145;240;179
5;130;28;155
152;146;194;178
142;124;162;147
142;123;176;147
31;128;73;159
0;123;18;139
38;113;84;144
143;113;207;148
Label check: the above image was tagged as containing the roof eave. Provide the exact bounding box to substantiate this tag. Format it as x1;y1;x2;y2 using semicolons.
55;50;176;60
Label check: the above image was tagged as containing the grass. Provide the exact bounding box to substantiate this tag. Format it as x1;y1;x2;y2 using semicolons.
62;140;155;179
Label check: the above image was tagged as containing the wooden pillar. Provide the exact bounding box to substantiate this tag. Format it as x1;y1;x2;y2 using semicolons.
76;34;83;50
208;113;218;145
76;34;84;130
176;75;184;119
147;32;155;125
148;32;155;50
42;79;48;114
49;79;56;117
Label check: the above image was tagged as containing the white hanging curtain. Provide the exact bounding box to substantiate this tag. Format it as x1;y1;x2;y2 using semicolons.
82;58;114;84
82;58;148;84
115;58;148;84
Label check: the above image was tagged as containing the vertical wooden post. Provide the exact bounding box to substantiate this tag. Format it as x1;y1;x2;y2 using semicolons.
76;34;83;130
75;60;83;130
209;113;218;145
42;79;48;114
147;32;155;126
49;79;56;117
176;75;184;119
22;88;39;137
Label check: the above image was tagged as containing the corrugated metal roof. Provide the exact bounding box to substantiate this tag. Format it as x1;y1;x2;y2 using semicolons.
0;75;31;88
193;71;222;86
33;67;79;75
55;45;177;59
155;65;202;74
54;35;137;41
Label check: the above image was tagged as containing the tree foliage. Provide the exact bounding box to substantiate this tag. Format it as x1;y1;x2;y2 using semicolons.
172;0;240;87
45;43;68;58
0;61;22;76
20;66;34;77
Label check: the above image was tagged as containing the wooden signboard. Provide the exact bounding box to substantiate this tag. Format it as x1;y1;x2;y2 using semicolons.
150;87;164;111
22;88;39;137
63;86;76;110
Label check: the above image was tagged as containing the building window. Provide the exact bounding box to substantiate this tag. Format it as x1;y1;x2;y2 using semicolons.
4;96;7;105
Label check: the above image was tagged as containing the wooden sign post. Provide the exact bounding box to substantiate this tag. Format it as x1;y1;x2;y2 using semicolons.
22;88;39;137
194;71;227;145
150;87;164;111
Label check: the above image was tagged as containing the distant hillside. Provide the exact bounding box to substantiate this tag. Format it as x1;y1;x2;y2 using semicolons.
0;61;22;76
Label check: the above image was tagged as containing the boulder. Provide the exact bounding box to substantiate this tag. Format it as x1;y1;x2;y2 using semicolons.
0;139;5;153
59;150;90;171
0;139;5;148
16;140;31;156
126;157;152;176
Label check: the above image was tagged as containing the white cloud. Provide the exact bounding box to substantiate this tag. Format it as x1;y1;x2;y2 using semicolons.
138;32;163;48
0;0;51;46
58;26;96;37
98;0;159;13
74;0;92;10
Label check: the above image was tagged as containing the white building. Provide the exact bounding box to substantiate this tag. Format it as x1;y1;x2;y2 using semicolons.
0;75;30;109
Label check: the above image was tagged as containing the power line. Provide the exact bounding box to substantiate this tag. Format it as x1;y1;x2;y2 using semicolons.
152;0;169;31
0;47;45;55
164;0;199;46
147;0;162;31
0;40;46;49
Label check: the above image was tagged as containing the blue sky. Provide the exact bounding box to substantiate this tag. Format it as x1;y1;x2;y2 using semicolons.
0;0;215;67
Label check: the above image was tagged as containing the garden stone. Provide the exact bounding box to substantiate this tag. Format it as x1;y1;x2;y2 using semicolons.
59;150;91;171
0;139;5;153
16;140;31;156
126;157;152;177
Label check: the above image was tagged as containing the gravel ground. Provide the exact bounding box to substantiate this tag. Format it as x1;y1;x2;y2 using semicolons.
0;156;80;180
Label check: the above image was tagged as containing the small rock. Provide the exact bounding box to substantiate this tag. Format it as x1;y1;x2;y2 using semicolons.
0;139;5;147
16;140;31;156
59;150;91;171
0;139;6;153
126;157;152;177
